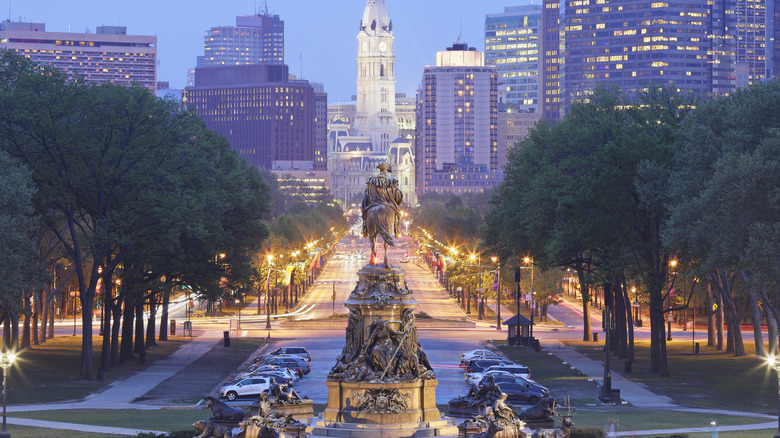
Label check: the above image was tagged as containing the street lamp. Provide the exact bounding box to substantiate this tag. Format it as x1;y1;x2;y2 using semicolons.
235;297;241;334
470;254;483;320
266;254;273;330
767;355;780;438
668;259;678;341
0;351;15;438
524;257;535;341
492;256;501;331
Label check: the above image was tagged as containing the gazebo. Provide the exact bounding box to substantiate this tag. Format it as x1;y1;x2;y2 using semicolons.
502;314;535;347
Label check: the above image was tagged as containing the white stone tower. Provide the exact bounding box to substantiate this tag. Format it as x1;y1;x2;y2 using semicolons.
354;0;398;153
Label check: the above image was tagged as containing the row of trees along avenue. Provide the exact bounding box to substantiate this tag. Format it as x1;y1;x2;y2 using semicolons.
484;81;780;377
0;50;346;380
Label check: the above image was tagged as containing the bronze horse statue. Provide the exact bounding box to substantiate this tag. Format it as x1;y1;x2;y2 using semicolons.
365;203;397;267
362;162;402;268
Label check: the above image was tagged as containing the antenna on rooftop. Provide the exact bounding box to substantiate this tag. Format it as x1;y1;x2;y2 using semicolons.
458;20;463;43
260;0;269;15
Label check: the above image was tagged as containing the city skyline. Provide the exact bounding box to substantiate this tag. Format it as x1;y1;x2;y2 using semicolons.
4;0;525;102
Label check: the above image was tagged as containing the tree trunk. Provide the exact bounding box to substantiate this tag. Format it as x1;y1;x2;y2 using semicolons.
716;287;725;350
575;267;593;341
11;306;20;352
649;282;670;376
2;303;10;351
110;297;122;367
47;293;55;339
613;278;628;359
767;305;779;356
621;275;635;362
21;291;32;350
100;271;114;373
134;300;145;355
713;268;745;356
159;288;170;341
146;292;157;348
707;282;716;347
747;289;765;357
31;289;39;346
39;287;47;343
119;294;135;363
79;291;94;380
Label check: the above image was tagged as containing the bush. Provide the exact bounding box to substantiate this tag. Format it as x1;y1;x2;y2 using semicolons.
416;311;433;319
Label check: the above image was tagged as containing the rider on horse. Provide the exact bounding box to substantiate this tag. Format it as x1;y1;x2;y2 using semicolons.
361;162;403;265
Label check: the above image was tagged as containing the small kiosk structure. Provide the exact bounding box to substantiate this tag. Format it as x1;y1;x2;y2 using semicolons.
502;314;535;347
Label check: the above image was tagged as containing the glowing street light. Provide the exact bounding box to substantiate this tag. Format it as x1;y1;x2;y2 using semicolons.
767;355;780;438
0;351;15;438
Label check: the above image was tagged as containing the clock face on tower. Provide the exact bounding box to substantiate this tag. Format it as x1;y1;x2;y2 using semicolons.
378;41;388;52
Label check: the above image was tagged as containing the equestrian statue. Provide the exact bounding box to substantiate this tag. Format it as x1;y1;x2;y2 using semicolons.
361;161;403;267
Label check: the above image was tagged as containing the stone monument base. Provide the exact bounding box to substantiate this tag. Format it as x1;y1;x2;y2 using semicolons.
312;379;458;437
309;416;459;438
250;399;315;422
323;379;440;424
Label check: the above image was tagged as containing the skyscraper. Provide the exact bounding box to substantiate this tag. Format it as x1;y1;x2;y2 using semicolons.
560;0;712;108
416;42;500;195
184;64;316;169
485;5;543;112
328;0;415;206
198;13;284;66
0;21;157;91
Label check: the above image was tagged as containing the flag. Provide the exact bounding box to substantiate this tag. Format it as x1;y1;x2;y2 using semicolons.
492;266;500;291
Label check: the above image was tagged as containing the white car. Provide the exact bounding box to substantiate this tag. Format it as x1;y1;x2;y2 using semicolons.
219;377;271;401
465;365;532;385
459;349;501;366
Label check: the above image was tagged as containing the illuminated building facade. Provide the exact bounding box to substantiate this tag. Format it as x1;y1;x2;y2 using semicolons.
485;5;543;113
561;0;712;108
184;64;316;169
416;42;501;194
199;13;284;66
328;0;415;207
0;21;156;91
542;0;562;120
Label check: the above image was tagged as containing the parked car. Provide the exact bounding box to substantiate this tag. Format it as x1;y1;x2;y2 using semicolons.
235;368;297;385
465;364;532;384
478;374;550;404
243;365;300;383
459;349;502;366
259;346;311;363
219;377;271;401
400;253;409;263
259;356;311;375
463;358;515;374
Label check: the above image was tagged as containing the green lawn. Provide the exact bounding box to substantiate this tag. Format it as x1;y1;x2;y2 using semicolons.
564;339;777;414
0;426;119;438
8;336;188;405
9;408;206;431
492;341;776;435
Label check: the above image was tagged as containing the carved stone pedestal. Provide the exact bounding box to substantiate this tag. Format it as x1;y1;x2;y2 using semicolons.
250;399;315;422
323;380;440;424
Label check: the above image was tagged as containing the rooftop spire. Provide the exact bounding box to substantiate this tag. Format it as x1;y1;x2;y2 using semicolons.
361;0;391;35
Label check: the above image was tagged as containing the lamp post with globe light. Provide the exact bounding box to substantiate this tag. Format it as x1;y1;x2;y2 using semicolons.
266;254;273;330
767;355;780;438
0;351;16;438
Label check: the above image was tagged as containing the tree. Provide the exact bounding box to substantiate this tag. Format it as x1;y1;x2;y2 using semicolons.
0;149;37;349
485;85;691;376
666;80;780;357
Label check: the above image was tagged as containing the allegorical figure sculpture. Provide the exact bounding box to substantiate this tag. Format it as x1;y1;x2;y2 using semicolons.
361;161;403;267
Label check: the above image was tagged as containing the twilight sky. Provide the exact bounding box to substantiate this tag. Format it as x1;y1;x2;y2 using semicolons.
6;0;536;102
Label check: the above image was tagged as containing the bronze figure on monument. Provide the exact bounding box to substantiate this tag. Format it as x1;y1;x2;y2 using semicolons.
361;161;403;267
